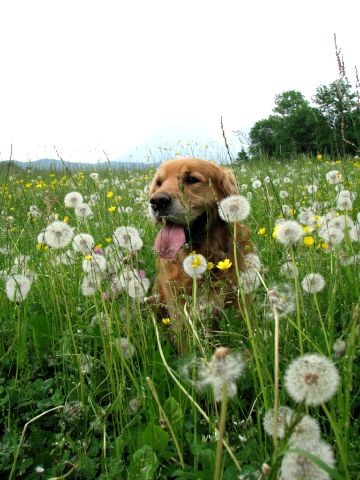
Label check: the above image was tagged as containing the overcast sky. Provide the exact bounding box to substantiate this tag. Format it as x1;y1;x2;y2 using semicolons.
0;0;358;163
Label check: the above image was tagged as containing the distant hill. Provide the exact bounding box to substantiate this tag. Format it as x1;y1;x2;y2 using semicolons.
0;158;157;171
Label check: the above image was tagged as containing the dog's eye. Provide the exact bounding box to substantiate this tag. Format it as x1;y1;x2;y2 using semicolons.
184;175;200;185
156;179;162;187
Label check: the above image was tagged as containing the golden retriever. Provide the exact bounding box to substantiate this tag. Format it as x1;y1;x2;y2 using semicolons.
148;158;252;348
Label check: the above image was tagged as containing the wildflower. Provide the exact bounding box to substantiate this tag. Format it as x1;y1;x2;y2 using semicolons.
64;191;84;208
284;353;340;406
279;261;299;279
279;190;289;199
319;227;344;246
106;191;114;198
288;414;322;447
258;227;266;235
207;261;215;270
112;267;140;291
333;338;346;357
182;347;245;402
29;205;42;218
81;274;102;296
350;223;360;242
34;465;45;474
267;285;296;317
307;184;318;194
127;277;150;300
162;317;171;326
239;269;261;293
301;273;326;293
82;253;107;274
280;439;335;480
72;233;95;255
252;179;262;189
5;274;32;302
263;406;294;439
89;172;99;181
275;220;304;246
243;253;262;270
114;337;135;359
325;169;342;184
43;221;74;249
108;206;116;213
216;258;232;270
317;154;323;160
113;226;143;251
218;195;250;222
303;236;314;246
75;203;93;219
183;253;207;278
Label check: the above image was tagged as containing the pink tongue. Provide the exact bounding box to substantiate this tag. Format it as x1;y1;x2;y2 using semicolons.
154;224;186;259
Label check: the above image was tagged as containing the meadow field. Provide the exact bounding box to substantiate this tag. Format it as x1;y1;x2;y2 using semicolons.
0;154;359;480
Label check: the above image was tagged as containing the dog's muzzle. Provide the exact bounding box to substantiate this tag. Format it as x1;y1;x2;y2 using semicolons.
150;192;172;217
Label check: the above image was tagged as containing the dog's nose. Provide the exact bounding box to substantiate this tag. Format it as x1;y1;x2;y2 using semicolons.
150;192;172;213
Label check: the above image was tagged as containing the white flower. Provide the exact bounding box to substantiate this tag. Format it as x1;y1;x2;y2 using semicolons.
75;203;93;219
89;172;99;181
319;226;344;246
82;253;107;274
183;253;208;279
275;220;304;245
280;439;335;480
252;179;262;189
218;195;251;223
81;274;102;296
64;191;84;208
5;274;32;302
284;353;340;406
307;184;318;194
114;337;135;359
182;347;245;402
113;226;143;251
127;277;150;300
263;406;294;439
279;190;289;199
350;223;360;242
72;233;95;255
325;170;342;184
29;205;42;218
301;273;326;294
43;221;74;249
280;260;299;279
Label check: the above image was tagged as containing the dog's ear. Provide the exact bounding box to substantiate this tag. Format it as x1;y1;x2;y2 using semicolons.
216;168;239;199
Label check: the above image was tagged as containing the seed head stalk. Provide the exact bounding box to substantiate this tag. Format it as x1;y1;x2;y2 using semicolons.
213;384;228;480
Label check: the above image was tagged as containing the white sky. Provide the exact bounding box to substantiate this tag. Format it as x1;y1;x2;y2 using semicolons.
0;0;358;163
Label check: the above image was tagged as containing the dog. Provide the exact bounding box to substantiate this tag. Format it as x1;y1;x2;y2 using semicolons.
148;158;252;349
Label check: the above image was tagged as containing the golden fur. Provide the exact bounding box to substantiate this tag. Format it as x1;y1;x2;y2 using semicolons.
149;158;252;347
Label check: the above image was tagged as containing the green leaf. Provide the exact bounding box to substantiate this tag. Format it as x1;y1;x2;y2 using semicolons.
164;396;184;434
140;423;169;455
128;445;158;480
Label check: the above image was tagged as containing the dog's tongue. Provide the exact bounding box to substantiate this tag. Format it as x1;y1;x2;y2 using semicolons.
155;223;186;259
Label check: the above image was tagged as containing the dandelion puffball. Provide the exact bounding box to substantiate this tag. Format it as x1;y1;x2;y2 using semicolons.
43;221;74;249
275;220;304;245
218;195;251;223
284;353;340;406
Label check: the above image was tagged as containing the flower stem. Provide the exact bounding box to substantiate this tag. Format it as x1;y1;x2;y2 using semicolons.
213;384;228;480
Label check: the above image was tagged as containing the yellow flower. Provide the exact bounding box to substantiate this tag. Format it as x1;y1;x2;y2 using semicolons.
191;255;202;268
303;236;314;246
207;261;215;270
302;225;311;233
95;243;102;249
25;183;32;188
258;227;266;236
217;258;232;270
84;255;92;260
105;237;112;243
321;242;330;250
63;216;69;223
317;154;323;161
107;191;114;198
162;317;171;326
108;206;116;213
272;225;279;239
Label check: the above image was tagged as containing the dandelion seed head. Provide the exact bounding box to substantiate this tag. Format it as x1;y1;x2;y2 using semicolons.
263;406;294;439
113;226;143;251
5;274;32;302
280;439;335;480
325;170;342;184
183;253;208;278
284;353;340;406
64;191;84;208
301;273;326;294
75;203;93;219
275;220;304;245
72;233;95;255
218;195;251;223
43;221;74;249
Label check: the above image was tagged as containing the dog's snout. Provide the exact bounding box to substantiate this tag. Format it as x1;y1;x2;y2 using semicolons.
150;192;172;213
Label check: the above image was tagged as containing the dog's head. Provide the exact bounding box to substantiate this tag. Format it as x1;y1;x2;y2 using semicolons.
149;158;239;259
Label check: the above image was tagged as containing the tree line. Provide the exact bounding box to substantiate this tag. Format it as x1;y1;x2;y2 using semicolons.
241;79;360;159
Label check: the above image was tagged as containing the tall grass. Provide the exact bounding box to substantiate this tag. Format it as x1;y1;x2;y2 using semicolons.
0;154;359;479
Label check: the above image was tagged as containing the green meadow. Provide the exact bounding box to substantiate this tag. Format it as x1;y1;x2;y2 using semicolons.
0;154;359;480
